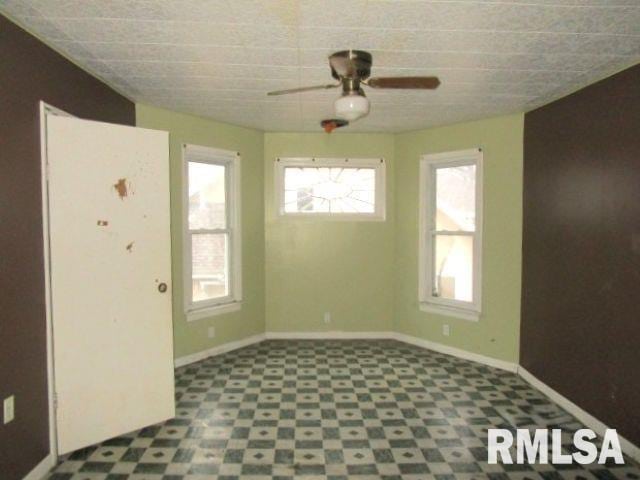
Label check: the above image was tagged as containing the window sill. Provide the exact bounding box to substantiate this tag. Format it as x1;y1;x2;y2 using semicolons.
186;301;242;322
419;302;480;322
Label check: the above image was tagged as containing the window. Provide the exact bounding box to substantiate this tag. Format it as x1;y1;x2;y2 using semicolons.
183;144;241;319
275;157;385;220
419;148;483;321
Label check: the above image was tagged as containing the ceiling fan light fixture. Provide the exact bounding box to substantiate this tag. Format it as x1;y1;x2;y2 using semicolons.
334;92;370;121
265;50;440;129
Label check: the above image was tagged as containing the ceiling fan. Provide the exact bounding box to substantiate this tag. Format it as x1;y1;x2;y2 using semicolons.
267;50;440;125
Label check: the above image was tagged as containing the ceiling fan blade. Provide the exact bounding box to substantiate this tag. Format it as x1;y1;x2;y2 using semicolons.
267;84;339;96
367;76;441;89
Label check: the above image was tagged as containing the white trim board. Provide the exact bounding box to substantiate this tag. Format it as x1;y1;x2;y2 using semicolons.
518;366;640;463
174;333;265;368
40;101;75;465
173;331;393;369
392;332;519;373
22;453;54;480
265;331;394;340
177;330;516;371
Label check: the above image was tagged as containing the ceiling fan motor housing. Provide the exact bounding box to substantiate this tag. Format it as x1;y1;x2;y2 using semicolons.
330;50;372;81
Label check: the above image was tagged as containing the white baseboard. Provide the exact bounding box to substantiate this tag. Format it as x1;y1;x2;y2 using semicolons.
392;332;519;373
265;330;394;340
518;366;640;463
23;453;54;480
174;333;265;368
174;331;391;368
264;330;518;373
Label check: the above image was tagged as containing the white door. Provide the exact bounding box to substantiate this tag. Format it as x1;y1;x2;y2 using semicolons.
45;115;175;455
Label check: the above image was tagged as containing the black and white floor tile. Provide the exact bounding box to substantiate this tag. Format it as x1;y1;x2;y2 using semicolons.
48;340;640;480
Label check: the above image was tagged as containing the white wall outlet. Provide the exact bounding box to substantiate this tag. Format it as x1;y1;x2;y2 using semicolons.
3;395;15;424
443;324;450;336
207;326;216;339
323;312;331;324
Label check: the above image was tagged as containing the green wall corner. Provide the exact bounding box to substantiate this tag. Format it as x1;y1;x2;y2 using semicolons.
137;105;523;364
394;114;524;362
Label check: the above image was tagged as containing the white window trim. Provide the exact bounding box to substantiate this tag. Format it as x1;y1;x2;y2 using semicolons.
182;144;242;321
274;157;386;221
418;148;483;322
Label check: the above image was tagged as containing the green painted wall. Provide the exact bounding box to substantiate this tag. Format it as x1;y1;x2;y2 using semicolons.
264;133;395;333
394;114;524;362
136;104;523;363
136;104;265;358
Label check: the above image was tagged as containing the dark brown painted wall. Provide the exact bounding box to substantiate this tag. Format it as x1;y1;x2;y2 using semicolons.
521;64;640;447
0;15;135;479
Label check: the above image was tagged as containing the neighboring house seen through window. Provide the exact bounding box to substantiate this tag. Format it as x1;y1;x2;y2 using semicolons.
183;144;241;320
419;149;483;321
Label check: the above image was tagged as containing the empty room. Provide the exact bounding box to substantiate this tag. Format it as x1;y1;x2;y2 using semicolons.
1;1;639;479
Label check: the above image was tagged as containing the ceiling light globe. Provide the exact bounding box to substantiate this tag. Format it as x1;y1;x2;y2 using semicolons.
334;93;370;121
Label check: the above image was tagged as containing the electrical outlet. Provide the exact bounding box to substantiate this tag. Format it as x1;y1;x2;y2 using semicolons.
207;326;215;339
323;312;331;324
443;324;450;336
3;395;15;424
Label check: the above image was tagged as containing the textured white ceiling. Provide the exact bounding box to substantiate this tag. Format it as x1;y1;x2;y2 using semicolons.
2;0;639;132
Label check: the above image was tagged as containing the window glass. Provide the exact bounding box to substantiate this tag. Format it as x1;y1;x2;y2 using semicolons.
191;233;228;302
283;166;376;214
433;234;473;302
188;162;226;230
435;165;476;231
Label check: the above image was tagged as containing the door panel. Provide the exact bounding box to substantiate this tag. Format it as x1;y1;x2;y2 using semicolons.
46;115;174;455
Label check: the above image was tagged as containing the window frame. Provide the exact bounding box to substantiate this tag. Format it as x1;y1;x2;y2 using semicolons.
182;144;242;320
274;157;386;221
418;148;483;321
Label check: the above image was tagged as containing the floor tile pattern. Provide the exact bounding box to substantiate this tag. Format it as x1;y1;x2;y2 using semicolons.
48;339;640;479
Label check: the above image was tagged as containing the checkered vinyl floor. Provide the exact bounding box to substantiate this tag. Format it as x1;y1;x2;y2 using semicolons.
48;339;640;480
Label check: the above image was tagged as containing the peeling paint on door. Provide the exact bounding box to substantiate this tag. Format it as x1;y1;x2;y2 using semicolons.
126;242;134;253
113;178;128;199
